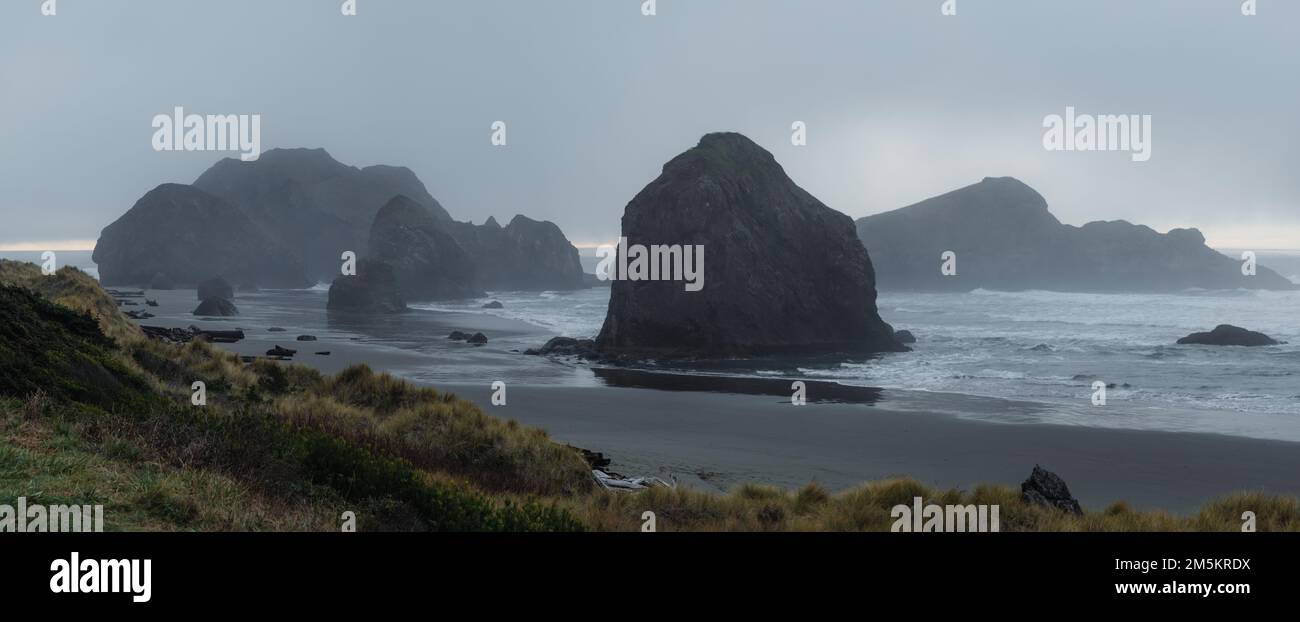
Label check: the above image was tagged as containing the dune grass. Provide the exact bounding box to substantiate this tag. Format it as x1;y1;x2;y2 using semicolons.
2;258;1298;531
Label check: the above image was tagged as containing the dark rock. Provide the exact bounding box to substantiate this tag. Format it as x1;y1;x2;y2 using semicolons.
482;300;504;309
1177;324;1280;347
144;299;158;307
314;351;331;356
368;194;483;301
193;148;455;280
326;260;406;314
857;177;1298;292
93;183;309;289
466;332;488;345
445;215;585;291
595;132;905;358
525;336;596;357
894;330;917;344
296;335;318;341
197;276;235;301
193;297;238;317
268;327;287;332
124;310;154;320
447;331;471;341
266;345;297;357
1020;465;1083;515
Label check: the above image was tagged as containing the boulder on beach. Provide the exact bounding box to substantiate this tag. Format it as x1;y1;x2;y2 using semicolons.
482;300;504;309
894;330;917;344
266;345;297;357
296;335;317;341
197;276;234;301
192;297;238;317
1177;324;1280;347
525;336;596;357
448;331;470;341
466;332;488;345
1021;465;1083;515
326;260;407;314
595;132;906;358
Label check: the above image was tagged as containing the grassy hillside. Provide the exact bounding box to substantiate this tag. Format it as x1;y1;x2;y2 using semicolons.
1;258;1296;532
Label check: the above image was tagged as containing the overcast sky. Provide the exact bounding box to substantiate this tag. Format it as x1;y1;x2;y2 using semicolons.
2;0;1297;251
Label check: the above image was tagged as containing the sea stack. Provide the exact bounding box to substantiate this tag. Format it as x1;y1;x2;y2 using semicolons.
326;259;407;314
594;132;905;358
368;195;482;301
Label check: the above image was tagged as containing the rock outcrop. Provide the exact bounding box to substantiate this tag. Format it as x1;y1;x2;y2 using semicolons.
194;148;453;280
856;177;1298;292
192;297;238;316
1021;465;1083;515
367;195;482;301
1177;324;1280;347
94;184;309;289
595;132;905;358
98;149;587;294
326;260;406;314
197;276;234;301
445;216;584;291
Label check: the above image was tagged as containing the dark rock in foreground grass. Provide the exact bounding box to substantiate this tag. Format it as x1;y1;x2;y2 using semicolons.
1177;324;1280;347
327;260;406;314
894;330;917;344
596;132;905;359
1021;465;1083;515
193;297;238;317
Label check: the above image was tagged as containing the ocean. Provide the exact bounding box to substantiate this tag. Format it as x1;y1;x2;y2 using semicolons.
5;250;1299;443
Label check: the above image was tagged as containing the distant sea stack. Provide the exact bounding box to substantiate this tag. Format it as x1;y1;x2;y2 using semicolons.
445;216;585;291
595;132;906;358
93;184;309;289
368;195;483;301
97;148;585;293
856;177;1298;292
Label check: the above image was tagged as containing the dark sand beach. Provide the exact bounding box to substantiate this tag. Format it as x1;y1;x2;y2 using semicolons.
440;381;1300;514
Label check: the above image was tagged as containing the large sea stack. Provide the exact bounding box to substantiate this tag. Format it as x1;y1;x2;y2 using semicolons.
97;148;586;293
595;132;905;358
368;195;482;301
856;177;1298;292
93;184;309;288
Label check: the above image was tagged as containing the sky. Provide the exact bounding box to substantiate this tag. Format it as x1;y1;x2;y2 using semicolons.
1;0;1297;251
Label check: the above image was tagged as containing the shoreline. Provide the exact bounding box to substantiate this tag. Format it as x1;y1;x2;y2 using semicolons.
437;381;1300;514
